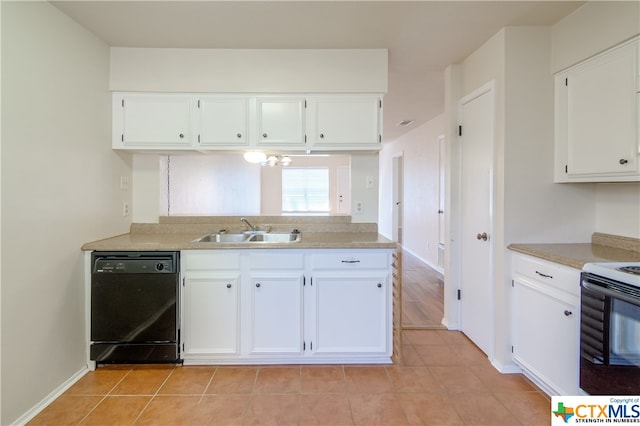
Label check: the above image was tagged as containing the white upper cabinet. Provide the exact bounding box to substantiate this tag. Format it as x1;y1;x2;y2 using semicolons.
113;93;384;152
309;96;382;149
113;94;195;149
197;96;249;147
256;97;307;148
555;37;639;182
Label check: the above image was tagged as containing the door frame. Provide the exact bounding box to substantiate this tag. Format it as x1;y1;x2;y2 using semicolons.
391;152;404;244
452;80;496;359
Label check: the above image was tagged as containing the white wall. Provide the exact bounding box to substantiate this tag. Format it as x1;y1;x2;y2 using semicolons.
1;2;131;424
379;115;444;268
160;154;261;216
110;48;388;93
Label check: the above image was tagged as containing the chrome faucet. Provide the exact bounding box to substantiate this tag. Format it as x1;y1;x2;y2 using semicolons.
240;217;257;231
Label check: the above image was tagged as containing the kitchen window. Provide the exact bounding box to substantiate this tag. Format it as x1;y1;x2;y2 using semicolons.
282;168;330;213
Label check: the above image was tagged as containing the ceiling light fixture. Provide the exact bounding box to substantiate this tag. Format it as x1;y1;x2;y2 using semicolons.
243;151;267;164
244;152;293;167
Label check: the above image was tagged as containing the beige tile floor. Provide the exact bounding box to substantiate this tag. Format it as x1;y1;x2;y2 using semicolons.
28;330;551;425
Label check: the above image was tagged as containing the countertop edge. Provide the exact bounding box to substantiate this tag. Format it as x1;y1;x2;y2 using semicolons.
507;244;585;269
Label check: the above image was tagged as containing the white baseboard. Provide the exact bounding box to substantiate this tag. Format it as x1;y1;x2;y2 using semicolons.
12;366;90;426
399;245;444;275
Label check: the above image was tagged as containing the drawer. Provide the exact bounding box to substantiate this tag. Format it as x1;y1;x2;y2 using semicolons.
248;252;304;270
311;251;390;270
513;253;580;295
182;250;241;270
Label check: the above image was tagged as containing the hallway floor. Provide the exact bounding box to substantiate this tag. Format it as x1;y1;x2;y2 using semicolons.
28;329;550;425
401;251;445;328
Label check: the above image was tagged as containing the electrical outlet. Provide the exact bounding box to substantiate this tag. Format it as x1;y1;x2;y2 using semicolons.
355;201;363;214
122;202;130;217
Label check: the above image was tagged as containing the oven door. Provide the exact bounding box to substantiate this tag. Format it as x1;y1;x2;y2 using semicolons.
580;273;640;395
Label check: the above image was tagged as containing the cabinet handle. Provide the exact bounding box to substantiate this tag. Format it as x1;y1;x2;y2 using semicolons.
262;133;268;138
237;133;242;138
341;260;360;264
179;133;184;139
619;159;629;165
535;270;553;279
226;283;232;288
319;133;325;139
377;283;382;288
476;232;488;241
564;310;572;316
256;283;261;288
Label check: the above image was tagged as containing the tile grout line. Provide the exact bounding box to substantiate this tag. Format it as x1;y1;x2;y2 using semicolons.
198;367;218;403
74;367;135;425
131;368;176;425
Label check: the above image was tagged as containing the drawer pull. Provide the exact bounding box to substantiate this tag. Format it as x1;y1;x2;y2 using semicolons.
377;283;382;288
535;270;553;279
256;283;261;288
341;260;361;264
226;283;232;289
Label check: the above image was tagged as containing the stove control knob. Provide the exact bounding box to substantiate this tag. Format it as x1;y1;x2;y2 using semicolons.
156;263;165;271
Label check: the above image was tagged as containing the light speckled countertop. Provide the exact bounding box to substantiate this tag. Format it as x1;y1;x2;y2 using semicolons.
508;233;640;269
81;216;397;251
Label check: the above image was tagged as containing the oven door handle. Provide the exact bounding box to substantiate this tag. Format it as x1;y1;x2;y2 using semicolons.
582;280;640;306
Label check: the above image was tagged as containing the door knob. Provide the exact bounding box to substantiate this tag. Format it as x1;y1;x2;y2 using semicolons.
476;232;488;241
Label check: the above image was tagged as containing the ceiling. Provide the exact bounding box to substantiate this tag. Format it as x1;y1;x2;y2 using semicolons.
51;1;583;142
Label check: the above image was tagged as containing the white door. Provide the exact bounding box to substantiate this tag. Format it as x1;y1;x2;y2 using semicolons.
438;135;446;246
336;165;351;215
391;154;404;244
182;275;240;356
120;94;192;146
313;96;380;146
458;83;495;357
256;97;306;147
198;96;249;146
249;274;304;355
312;273;388;354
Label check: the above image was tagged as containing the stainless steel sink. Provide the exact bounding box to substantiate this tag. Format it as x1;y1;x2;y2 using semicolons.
194;233;249;243
248;233;301;242
193;232;301;243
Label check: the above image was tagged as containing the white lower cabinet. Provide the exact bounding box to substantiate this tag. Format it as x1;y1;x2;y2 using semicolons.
512;253;581;395
181;249;392;364
311;272;388;354
249;274;304;355
182;274;240;357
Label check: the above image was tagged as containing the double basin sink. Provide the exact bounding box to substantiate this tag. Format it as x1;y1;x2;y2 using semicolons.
193;231;301;244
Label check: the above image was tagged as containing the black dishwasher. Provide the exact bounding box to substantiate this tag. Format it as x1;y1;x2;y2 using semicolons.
90;251;180;364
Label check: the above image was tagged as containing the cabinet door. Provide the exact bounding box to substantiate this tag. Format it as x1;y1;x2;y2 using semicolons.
249;274;303;355
116;94;193;147
183;274;240;356
513;279;579;395
312;273;389;354
312;96;381;148
562;39;639;179
256;97;306;147
198;97;249;147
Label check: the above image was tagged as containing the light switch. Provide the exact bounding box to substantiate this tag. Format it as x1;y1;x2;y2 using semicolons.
366;176;374;188
120;176;130;190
